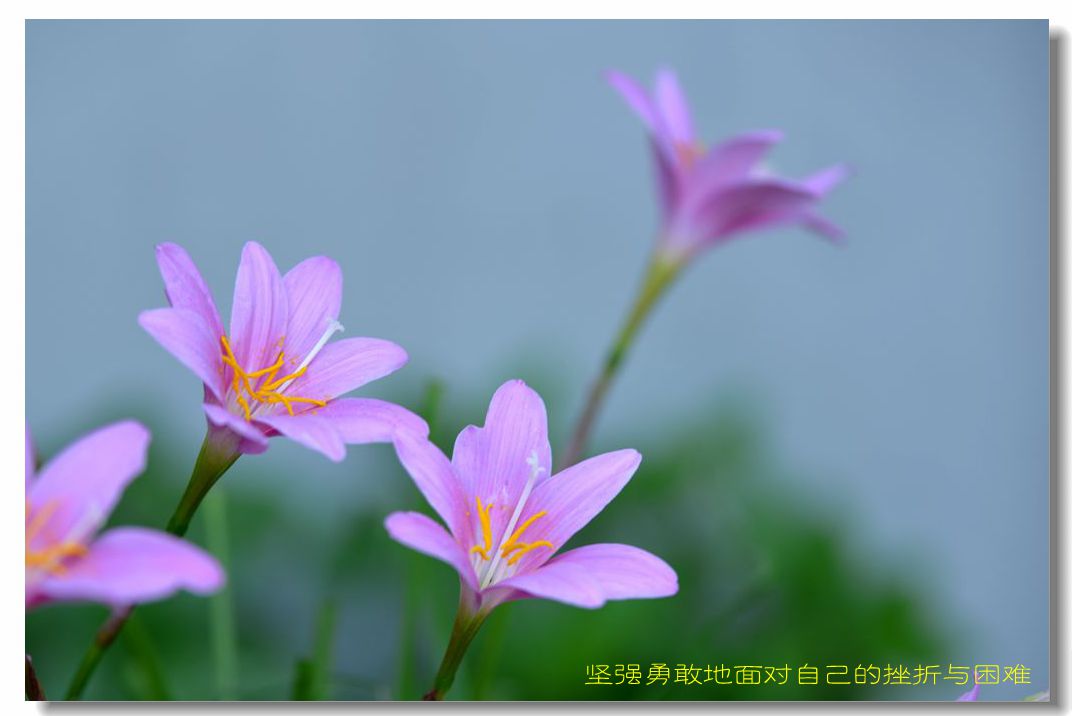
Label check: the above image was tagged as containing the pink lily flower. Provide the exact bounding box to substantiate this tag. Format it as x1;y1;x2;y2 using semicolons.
25;421;223;610
385;379;677;612
956;683;981;701
139;241;426;462
608;68;847;260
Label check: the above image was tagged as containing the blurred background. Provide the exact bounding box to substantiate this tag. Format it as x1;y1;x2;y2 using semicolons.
25;20;1049;700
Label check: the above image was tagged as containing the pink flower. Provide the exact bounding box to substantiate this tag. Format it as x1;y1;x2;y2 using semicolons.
25;422;223;610
385;380;677;612
608;68;847;259
139;242;426;462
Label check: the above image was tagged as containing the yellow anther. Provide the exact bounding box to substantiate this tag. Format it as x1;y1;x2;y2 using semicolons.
469;497;494;561
219;336;328;421
26;502;89;575
499;510;547;557
506;540;553;565
26;541;89;573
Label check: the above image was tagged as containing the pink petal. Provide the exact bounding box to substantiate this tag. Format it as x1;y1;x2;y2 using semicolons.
690;130;784;193
491;543;677;609
394;433;471;543
653;68;694;146
255;412;346;462
29;421;150;542
451;379;552;510
228;241;287;374
139;308;226;401
287;337;408;401
282;256;342;361
519;449;642;571
202;403;269;453
606;70;657;132
384;511;478;591
803;163;850;195
154;242;224;339
315;397;429;444
700;180;820;243
801;211;847;244
35;527;224;609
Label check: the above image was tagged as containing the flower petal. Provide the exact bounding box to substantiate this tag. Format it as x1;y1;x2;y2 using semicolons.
282;256;343;361
653;68;694;146
154;242;224;339
255;412;346;462
606;70;657;132
287;337;408;401
202;403;269;453
29;422;150;543
802;163;850;195
699;179;821;243
384;511;478;591
491;543;677;609
801;211;847;244
521;449;642;569
35;527;224;609
228;241;288;373
451;379;552;507
394;433;470;543
690;130;784;193
139;308;226;401
315;397;429;444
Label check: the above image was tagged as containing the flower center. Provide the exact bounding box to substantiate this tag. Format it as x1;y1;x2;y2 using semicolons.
219;320;342;421
25;500;89;577
469;451;552;589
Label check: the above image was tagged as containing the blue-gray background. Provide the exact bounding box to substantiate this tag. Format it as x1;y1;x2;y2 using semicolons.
27;20;1049;699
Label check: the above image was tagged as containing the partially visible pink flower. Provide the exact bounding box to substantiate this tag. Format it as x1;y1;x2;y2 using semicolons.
956;682;981;701
608;68;847;259
25;422;223;610
139;241;427;462
385;380;677;613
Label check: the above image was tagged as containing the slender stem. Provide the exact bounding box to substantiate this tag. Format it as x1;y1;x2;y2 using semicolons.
422;590;488;701
26;655;45;701
562;251;683;468
166;428;241;537
63;607;130;700
63;428;241;701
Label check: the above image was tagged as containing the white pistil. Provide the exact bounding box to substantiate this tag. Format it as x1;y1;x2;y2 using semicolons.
273;318;343;395
479;450;546;589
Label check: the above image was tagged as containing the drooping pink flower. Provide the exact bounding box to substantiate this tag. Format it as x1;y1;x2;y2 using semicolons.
139;242;427;462
385;380;677;612
608;68;847;259
25;422;223;610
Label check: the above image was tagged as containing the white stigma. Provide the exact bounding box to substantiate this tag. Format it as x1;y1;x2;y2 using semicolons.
274;318;343;395
479;449;546;589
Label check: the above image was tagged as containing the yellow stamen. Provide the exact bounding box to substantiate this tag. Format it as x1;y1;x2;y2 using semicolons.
219;336;328;421
469;497;494;561
25;501;89;575
499;510;547;557
506;541;553;565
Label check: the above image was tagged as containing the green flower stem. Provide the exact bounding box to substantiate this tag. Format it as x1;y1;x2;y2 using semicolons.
562;251;684;469
422;592;489;701
166;429;241;537
63;428;240;701
62;607;131;700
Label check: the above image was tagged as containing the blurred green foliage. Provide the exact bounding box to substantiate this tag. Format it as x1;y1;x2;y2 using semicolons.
26;384;954;701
